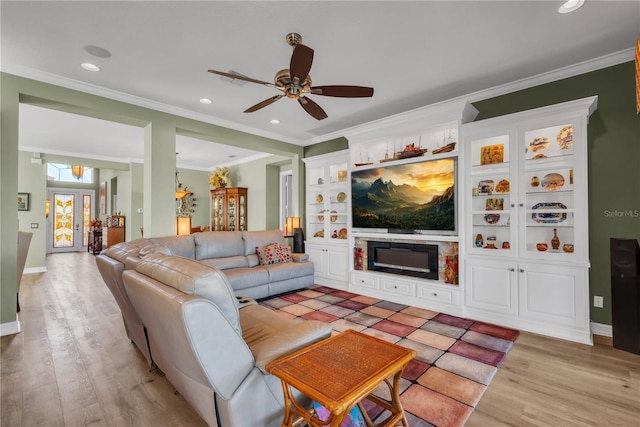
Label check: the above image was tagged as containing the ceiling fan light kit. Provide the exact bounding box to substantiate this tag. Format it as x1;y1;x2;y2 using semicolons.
208;32;374;120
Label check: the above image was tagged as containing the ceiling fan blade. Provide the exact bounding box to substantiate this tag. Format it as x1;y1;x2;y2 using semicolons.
208;69;277;88
298;96;327;120
289;44;314;83
310;85;374;97
244;95;284;113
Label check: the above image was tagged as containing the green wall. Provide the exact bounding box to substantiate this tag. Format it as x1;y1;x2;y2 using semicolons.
304;137;349;158
232;155;291;230
472;61;640;325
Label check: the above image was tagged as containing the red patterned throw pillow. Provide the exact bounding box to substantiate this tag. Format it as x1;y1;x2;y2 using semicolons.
256;243;292;265
276;245;291;263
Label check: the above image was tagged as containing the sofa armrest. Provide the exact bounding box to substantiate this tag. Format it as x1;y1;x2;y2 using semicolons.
249;321;331;374
291;253;309;262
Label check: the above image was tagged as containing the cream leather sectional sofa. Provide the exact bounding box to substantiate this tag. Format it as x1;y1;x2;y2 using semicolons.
97;229;316;367
96;230;331;426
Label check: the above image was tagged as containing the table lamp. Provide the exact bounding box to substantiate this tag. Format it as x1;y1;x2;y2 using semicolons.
177;216;192;236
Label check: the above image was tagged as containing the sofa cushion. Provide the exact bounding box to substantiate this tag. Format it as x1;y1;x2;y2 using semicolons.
240;304;332;373
149;235;196;259
194;231;244;260
103;239;151;263
139;244;173;257
199;255;249;270
223;267;270;291
242;230;285;256
264;261;314;283
135;253;240;333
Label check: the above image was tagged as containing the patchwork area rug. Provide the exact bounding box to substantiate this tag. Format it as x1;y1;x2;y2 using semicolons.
259;285;519;427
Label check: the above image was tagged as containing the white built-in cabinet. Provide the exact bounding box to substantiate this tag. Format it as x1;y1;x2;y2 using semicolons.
462;97;597;344
303;151;350;289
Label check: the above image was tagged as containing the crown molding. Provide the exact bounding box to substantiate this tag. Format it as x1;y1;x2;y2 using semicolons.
301;48;634;146
1;63;300;145
465;48;634;103
4;47;633;149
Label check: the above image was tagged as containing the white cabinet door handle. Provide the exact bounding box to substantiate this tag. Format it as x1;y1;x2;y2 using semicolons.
508;268;515;272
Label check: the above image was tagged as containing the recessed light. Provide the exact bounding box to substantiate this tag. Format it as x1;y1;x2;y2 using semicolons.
199;98;212;104
81;62;101;72
558;0;585;14
270;119;280;124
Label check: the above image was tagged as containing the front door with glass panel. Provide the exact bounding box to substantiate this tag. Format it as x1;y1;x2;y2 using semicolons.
47;189;94;253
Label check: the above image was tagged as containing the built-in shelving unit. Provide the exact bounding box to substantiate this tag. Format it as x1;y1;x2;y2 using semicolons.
303;151;350;289
462;96;597;344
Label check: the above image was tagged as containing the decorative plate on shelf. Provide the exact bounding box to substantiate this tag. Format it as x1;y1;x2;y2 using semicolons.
495;179;510;193
478;179;495;194
557;125;573;149
541;173;565;191
316;194;323;203
480;144;504;165
317;214;324;222
338;228;348;239
313;229;324;238
330;210;338;222
529;137;550;153
531;202;567;223
484;213;500;224
337;192;346;202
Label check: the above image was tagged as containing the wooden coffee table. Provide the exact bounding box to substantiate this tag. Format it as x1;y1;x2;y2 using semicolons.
265;329;416;427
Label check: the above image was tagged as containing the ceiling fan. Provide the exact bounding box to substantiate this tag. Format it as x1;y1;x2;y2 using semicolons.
208;33;374;120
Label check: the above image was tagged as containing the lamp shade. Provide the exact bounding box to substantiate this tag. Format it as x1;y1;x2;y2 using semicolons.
71;165;84;180
284;216;300;237
177;217;192;236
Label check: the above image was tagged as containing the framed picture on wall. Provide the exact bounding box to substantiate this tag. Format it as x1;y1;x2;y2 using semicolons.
100;181;107;214
18;193;30;211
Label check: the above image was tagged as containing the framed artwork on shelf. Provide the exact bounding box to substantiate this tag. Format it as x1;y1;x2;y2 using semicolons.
17;192;30;211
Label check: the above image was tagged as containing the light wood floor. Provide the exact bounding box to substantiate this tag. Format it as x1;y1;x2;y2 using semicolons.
2;252;639;426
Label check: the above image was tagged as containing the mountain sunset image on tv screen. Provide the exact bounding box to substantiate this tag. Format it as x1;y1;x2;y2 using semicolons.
351;158;456;234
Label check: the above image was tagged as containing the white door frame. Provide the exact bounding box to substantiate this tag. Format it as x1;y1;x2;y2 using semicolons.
46;187;95;253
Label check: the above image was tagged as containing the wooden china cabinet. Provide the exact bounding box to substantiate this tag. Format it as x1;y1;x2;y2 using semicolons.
210;187;248;231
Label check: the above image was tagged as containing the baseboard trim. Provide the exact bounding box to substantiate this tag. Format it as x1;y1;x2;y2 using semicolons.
590;322;612;337
0;317;21;336
24;266;47;274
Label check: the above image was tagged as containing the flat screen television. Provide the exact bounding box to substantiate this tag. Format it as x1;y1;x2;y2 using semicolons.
351;157;457;235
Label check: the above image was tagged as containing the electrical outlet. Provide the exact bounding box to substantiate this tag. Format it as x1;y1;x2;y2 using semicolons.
594;295;604;308
30;223;39;229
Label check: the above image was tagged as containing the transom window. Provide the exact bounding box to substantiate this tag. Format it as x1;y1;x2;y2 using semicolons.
47;163;94;184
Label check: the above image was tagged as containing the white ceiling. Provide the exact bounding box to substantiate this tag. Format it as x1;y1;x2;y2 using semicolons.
2;1;639;170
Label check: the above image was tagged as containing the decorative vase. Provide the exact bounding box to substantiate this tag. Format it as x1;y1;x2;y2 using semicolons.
551;228;560;250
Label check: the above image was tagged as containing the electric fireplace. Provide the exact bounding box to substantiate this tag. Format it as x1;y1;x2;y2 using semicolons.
367;240;438;280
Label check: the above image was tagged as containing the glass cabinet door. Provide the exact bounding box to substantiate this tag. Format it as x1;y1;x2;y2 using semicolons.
239;194;246;231
522;123;575;256
228;195;236;231
468;133;515;254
